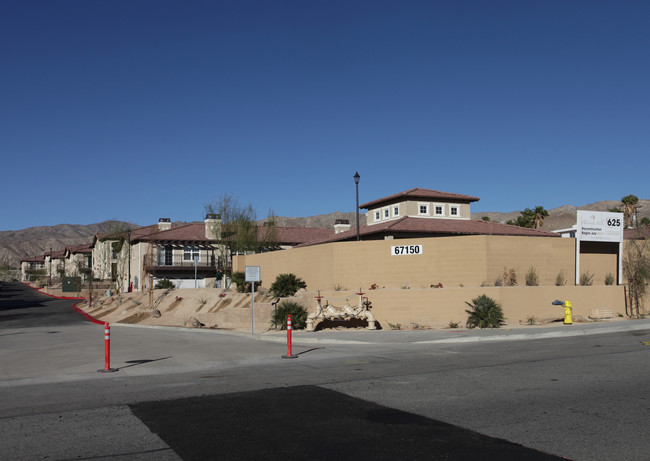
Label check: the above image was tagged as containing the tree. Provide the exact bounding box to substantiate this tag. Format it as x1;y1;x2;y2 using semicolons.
624;227;650;318
532;206;549;229
621;195;639;228
205;194;279;288
507;206;548;229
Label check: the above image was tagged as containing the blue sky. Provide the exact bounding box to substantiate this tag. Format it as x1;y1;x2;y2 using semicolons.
1;1;648;231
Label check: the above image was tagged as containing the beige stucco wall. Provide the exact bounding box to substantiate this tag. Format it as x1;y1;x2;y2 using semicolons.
368;200;471;225
291;285;624;329
230;235;627;326
235;235;591;290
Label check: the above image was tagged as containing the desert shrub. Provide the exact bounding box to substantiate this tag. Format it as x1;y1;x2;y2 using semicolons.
525;266;539;286
270;301;307;330
502;267;518;286
555;269;567;286
231;271;253;293
605;273;615;285
580;271;594;286
154;278;175;289
270;273;307;297
447;320;461;329
465;294;505;329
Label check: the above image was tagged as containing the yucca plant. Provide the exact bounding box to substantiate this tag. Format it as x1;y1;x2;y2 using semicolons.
270;273;306;297
270;301;307;330
465;294;505;329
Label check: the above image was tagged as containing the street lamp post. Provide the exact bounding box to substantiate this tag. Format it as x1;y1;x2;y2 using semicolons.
354;172;360;241
48;247;52;287
127;229;131;292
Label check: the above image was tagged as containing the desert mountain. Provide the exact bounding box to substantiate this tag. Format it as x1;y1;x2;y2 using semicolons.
0;221;137;268
2;200;647;269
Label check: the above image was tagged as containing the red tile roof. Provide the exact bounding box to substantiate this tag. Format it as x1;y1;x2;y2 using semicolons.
299;216;559;247
65;243;93;254
360;187;480;209
135;223;333;246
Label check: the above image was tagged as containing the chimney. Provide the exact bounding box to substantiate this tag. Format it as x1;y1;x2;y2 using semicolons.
158;218;172;231
334;219;351;234
205;213;221;240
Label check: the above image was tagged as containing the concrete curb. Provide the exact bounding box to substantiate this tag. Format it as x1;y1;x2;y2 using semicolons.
110;319;650;346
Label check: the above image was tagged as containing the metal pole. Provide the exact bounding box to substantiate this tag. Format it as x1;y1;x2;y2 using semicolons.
49;247;52;287
127;230;131;292
251;281;255;334
194;254;198;288
354;172;360;241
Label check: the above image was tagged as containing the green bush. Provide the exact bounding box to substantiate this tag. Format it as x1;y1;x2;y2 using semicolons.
154;278;175;289
231;271;251;293
270;273;307;297
465;294;505;329
270;301;307;330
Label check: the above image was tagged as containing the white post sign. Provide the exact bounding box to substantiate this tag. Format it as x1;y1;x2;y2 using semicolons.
245;266;261;334
575;211;624;285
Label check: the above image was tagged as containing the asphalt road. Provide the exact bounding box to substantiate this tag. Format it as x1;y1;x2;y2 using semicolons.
2;282;649;460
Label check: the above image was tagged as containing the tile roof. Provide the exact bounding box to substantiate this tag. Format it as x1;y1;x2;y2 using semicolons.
21;255;45;262
135;222;334;246
135;223;209;243
65;243;93;254
359;187;480;209
298;216;559;247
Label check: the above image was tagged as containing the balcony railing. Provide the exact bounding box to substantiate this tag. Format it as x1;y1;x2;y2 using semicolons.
143;254;220;274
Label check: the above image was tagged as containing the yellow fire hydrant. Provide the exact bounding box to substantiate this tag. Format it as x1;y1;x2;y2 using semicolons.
563;300;573;325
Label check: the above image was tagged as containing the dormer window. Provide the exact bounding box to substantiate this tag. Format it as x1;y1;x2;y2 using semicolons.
393;205;399;217
450;206;459;217
375;211;380;221
384;208;389;218
435;205;444;216
419;204;429;215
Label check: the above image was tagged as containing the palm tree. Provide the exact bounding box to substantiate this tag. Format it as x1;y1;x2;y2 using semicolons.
621;195;639;228
532;206;549;229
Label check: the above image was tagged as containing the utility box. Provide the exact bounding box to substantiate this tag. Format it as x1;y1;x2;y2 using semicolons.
62;277;82;293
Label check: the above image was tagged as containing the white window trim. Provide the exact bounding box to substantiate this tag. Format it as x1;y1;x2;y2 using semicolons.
183;246;200;261
434;203;445;216
383;207;390;219
374;210;380;221
393;205;400;217
449;206;460;217
418;202;429;216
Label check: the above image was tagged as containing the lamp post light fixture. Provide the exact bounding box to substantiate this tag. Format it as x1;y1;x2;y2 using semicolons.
354;172;360;241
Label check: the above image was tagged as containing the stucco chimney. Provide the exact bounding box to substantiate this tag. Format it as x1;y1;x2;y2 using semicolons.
205;214;221;240
158;218;171;231
334;219;351;234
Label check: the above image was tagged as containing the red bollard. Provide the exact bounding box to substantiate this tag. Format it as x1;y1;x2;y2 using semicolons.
98;322;117;373
282;314;299;359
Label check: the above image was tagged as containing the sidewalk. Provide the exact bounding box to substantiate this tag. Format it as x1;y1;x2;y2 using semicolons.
116;317;650;345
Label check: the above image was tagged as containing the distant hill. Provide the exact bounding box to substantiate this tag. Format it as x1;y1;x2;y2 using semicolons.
0;221;137;268
2;200;647;269
471;200;649;231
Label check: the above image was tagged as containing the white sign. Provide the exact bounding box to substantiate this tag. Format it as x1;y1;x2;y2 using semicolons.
245;266;261;282
391;245;423;256
577;211;623;243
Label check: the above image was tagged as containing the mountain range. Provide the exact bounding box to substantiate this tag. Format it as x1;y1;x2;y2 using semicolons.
2;200;647;269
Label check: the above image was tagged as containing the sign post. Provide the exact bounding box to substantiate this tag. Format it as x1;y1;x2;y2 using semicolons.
245;266;261;334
